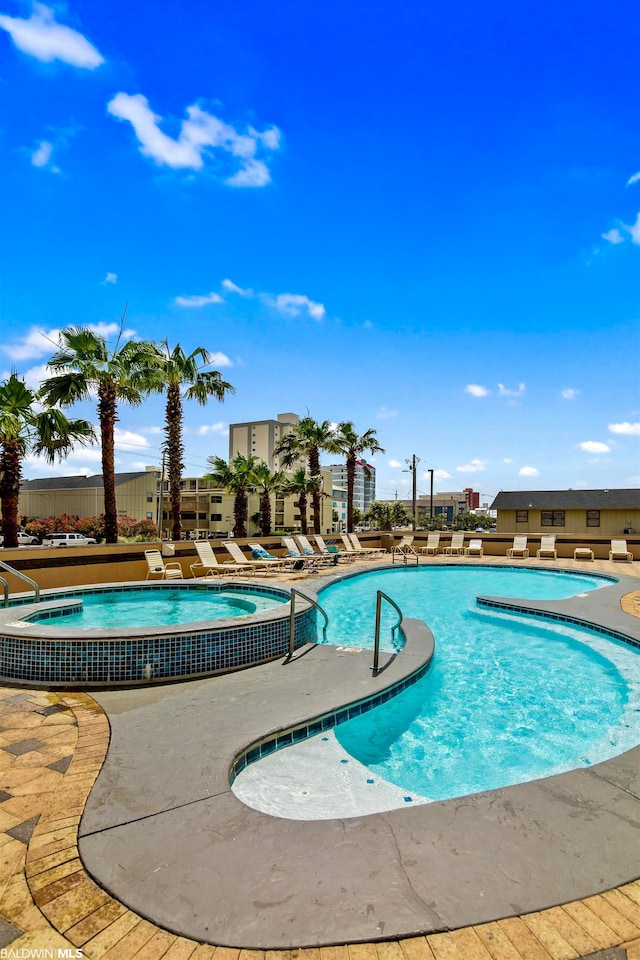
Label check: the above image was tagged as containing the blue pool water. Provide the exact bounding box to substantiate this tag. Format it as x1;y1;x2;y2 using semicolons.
31;586;288;629
317;567;639;800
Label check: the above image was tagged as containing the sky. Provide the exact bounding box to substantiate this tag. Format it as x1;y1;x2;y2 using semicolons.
1;0;639;508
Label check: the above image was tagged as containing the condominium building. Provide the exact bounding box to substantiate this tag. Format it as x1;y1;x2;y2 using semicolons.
228;412;302;470
325;461;376;513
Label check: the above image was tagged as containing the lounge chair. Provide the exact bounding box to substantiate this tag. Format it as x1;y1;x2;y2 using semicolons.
418;532;440;555
314;534;356;561
223;541;286;575
573;546;594;561
247;543;294;571
465;539;483;557
536;535;557;560
506;536;529;559
346;533;387;556
145;549;183;580
190;540;254;578
443;532;465;555
391;535;418;564
294;535;336;566
609;539;633;562
281;537;321;572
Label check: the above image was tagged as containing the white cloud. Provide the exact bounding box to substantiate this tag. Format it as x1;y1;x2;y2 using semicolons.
272;293;326;321
107;93;280;186
222;278;253;297
174;292;223;308
104;272;118;284
518;466;539;477
602;228;625;245
627;171;640;186
1;322;136;361
608;421;640;435
389;460;402;468
0;3;104;68
578;441;611;454
503;458;513;464
114;428;149;450
465;384;489;398
602;213;640;246
561;388;579;400
140;425;163;435
31;140;52;167
433;469;452;481
377;407;397;419
197;422;228;436
207;351;233;367
498;382;525;398
456;459;486;473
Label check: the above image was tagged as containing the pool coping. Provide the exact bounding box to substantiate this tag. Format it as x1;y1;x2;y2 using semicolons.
76;563;640;950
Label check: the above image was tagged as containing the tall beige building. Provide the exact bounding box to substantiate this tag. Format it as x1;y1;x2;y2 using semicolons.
228;412;302;470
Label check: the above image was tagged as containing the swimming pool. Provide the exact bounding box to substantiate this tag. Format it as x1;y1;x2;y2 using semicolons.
233;566;640;815
27;585;287;629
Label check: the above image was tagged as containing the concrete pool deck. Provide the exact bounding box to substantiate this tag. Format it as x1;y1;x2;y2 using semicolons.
0;555;639;958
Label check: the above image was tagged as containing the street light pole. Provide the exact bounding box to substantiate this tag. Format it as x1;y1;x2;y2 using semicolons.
429;468;434;519
404;455;421;530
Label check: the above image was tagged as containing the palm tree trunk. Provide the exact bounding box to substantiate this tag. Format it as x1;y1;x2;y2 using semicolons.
166;384;184;542
0;441;21;548
309;446;322;534
234;489;247;539
298;493;308;535
346;454;355;532
260;492;271;537
98;382;119;544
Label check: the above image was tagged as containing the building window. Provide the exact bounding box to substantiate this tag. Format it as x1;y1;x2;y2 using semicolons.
210;513;222;522
146;493;154;502
146;512;153;519
516;510;528;523
541;510;565;527
586;510;600;527
211;495;222;503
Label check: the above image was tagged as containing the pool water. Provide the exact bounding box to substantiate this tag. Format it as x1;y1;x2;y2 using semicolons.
32;587;287;629
313;567;639;802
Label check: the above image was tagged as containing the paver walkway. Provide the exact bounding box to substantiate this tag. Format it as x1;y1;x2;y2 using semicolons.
0;555;638;959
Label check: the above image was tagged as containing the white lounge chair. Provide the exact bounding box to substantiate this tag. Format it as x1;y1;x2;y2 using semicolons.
536;535;557;559
346;533;387;555
282;537;321;572
465;539;483;557
507;536;529;559
391;535;418;564
190;540;253;578
145;549;183;580
443;532;465;555
609;539;633;562
223;541;285;575
247;543;294;571
314;534;356;561
418;532;440;555
294;535;336;566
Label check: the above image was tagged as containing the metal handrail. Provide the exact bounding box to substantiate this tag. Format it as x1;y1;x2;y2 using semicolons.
286;588;328;662
0;577;8;608
372;590;403;675
0;561;40;604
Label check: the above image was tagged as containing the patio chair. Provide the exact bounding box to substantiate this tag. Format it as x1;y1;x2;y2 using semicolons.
609;539;633;562
281;536;323;572
314;534;356;561
573;546;594;561
391;535;418;564
536;535;557;560
418;531;440;555
443;532;465;555
465;539;484;557
346;533;387;555
190;540;253;578
294;534;337;566
506;536;529;559
145;549;183;580
247;543;294;571
223;541;285;576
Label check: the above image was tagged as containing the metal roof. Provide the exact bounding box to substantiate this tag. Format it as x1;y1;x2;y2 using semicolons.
491;488;640;510
20;471;152;491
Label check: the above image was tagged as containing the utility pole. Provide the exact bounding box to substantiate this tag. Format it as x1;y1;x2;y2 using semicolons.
428;468;434;519
404;455;421;530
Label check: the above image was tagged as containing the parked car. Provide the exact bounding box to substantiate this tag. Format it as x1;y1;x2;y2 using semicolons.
42;532;97;547
0;532;39;545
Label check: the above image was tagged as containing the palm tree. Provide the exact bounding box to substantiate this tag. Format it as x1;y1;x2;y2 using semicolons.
251;463;288;537
146;341;235;542
366;500;410;531
333;421;385;532
205;454;259;540
284;467;323;535
0;374;94;548
273;416;338;534
41;321;156;543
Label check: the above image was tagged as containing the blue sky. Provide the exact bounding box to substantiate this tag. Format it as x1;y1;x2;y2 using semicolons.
1;0;638;506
